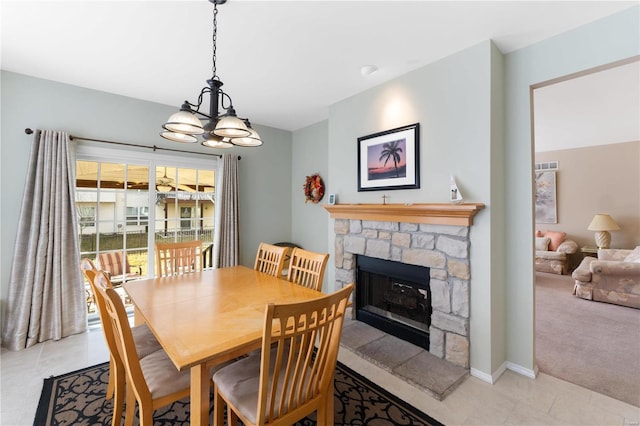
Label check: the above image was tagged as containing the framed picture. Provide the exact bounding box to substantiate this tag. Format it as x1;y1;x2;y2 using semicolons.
328;194;336;205
357;123;420;192
535;171;557;224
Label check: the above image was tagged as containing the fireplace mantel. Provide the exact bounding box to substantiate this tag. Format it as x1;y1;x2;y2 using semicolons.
324;203;485;226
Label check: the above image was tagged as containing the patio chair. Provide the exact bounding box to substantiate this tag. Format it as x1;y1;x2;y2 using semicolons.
212;283;354;426
97;251;142;285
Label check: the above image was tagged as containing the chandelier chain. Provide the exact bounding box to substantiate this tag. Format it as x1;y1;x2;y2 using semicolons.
211;2;218;79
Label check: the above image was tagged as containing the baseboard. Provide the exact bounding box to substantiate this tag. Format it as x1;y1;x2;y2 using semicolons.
470;361;537;384
507;361;538;379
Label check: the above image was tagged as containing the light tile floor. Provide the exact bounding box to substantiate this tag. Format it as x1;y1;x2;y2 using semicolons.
1;325;639;426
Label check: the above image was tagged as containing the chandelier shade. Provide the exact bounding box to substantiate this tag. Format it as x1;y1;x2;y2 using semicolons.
160;130;199;144
160;0;262;148
230;125;263;147
202;133;233;148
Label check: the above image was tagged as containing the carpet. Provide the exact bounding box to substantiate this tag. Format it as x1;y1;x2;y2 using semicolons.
34;361;444;425
535;272;640;407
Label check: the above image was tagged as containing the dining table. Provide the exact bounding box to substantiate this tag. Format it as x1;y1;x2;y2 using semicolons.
123;265;325;426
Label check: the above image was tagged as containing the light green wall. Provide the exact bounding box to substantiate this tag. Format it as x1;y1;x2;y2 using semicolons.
290;122;330;288
324;41;498;375
0;71;293;324
503;6;639;370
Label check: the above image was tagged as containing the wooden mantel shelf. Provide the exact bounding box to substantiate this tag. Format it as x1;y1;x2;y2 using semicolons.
324;203;485;226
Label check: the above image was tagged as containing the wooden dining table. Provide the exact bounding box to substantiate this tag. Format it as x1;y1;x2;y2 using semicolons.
123;265;325;426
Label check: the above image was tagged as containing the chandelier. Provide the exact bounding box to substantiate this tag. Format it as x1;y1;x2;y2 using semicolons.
160;0;262;148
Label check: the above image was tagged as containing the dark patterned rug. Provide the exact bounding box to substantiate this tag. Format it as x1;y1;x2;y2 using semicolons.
34;361;444;425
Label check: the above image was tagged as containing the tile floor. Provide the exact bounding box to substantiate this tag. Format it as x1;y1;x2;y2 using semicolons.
2;322;639;426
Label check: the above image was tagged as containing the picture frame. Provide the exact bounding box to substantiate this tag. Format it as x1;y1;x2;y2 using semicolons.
357;123;420;192
328;194;336;205
535;171;557;224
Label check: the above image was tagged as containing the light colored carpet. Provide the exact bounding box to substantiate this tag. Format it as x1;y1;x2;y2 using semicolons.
535;272;640;407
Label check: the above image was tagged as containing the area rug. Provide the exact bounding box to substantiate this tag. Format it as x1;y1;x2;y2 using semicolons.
535;272;640;407
34;361;444;425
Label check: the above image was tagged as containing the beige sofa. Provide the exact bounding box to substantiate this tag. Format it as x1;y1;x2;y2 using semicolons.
572;247;640;309
535;237;579;275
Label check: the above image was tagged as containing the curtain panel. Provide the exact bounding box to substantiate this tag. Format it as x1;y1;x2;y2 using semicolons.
2;130;87;350
213;154;240;268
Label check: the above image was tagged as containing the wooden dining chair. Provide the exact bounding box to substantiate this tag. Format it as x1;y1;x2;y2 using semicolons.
212;283;354;426
94;270;192;426
87;269;162;424
254;242;289;277
285;248;330;291
155;240;203;277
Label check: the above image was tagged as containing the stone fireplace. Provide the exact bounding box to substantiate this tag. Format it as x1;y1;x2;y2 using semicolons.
325;203;484;368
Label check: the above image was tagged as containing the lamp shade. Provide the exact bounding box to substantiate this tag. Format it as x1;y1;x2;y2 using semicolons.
213;114;250;138
162;110;205;135
159;131;198;143
231;127;262;147
587;214;620;231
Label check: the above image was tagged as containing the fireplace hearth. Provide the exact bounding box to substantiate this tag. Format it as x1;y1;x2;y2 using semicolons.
356;255;431;350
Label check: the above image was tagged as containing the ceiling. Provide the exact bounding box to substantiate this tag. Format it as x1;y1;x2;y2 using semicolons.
534;60;640;153
1;1;637;132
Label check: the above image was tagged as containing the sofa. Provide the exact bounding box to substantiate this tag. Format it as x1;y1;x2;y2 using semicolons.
535;230;579;275
572;247;640;309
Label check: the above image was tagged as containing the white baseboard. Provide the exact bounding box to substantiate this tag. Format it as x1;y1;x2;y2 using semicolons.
471;361;537;384
507;361;538;379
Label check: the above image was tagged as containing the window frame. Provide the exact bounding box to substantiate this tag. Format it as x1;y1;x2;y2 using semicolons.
75;144;219;278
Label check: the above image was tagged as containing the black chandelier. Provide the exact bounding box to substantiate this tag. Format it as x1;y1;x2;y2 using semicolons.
160;0;262;148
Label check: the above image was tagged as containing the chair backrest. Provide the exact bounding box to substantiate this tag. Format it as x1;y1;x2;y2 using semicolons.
94;271;151;399
87;270;122;373
98;251;131;276
254;242;289;277
286;248;329;291
155;240;203;277
256;283;353;425
80;257;98;280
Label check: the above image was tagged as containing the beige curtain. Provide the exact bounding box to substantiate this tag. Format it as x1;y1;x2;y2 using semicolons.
213;154;240;268
2;130;87;350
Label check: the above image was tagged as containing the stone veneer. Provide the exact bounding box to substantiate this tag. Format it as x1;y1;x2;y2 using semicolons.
333;219;471;368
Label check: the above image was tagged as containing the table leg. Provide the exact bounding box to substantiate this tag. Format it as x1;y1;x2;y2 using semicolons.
190;364;209;426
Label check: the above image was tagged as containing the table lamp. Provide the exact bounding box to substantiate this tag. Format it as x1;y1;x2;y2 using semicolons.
587;214;620;249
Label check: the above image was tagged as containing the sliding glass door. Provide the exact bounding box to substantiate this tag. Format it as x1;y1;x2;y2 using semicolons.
75;149;217;315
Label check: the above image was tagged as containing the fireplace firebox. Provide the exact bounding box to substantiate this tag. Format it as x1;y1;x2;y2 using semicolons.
356;255;431;350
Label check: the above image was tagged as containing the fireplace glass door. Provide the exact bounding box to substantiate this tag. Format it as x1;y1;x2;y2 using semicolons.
356;255;431;349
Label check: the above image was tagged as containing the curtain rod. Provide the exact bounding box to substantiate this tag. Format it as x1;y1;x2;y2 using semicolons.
23;128;238;159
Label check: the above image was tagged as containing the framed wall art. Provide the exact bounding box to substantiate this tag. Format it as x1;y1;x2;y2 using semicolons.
535;170;557;224
357;123;420;192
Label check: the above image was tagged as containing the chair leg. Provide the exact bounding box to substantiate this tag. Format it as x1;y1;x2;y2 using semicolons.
124;383;136;426
111;361;125;425
106;357;115;400
213;385;225;426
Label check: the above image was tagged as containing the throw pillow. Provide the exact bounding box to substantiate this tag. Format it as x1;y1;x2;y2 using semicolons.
535;237;550;251
624;246;640;263
544;231;566;251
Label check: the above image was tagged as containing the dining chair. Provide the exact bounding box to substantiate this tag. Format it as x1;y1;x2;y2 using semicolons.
254;242;289;277
155;240;203;277
212;283;354;426
80;258;98;314
285;247;330;291
86;268;162;424
94;270;192;426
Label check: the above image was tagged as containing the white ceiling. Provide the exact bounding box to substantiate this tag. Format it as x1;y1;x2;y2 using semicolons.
1;1;637;132
534;61;640;153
